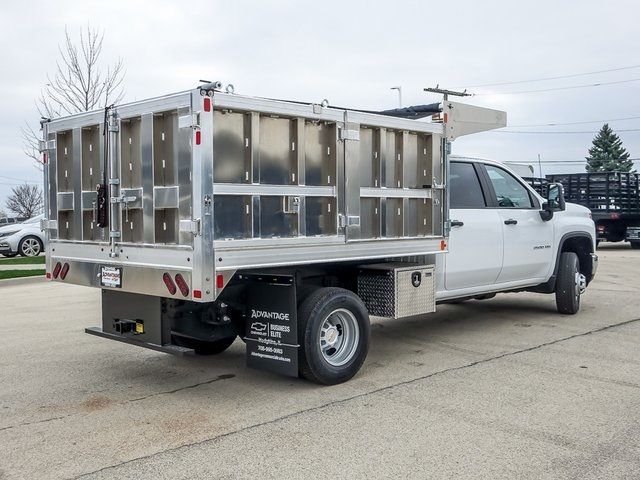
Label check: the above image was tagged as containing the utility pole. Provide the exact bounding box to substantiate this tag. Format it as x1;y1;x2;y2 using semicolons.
537;153;543;178
390;86;402;107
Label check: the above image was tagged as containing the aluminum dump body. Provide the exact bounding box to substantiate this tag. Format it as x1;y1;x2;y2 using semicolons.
42;87;505;302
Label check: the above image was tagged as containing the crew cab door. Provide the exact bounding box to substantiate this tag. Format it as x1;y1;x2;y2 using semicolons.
444;161;503;290
480;164;554;283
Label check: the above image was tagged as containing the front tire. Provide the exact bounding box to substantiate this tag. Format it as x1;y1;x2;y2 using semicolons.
18;236;43;257
555;252;583;314
298;287;370;385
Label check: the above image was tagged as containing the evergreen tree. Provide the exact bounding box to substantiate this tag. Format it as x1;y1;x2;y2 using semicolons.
585;124;634;172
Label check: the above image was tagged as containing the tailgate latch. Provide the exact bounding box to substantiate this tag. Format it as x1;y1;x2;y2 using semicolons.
179;218;201;236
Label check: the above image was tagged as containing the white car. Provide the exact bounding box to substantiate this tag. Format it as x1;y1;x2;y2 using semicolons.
0;214;45;257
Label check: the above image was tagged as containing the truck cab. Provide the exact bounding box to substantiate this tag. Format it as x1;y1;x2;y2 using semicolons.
437;156;598;313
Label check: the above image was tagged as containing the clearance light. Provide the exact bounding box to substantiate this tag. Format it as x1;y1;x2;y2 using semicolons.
52;262;62;279
60;263;70;280
216;274;224;289
203;97;211;112
193;290;202;299
163;273;177;295
174;273;189;297
195;130;201;145
46;272;51;280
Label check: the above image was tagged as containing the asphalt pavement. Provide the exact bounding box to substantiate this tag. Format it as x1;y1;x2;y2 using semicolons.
0;244;639;479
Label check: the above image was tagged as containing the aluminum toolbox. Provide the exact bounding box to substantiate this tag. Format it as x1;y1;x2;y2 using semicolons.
357;262;436;318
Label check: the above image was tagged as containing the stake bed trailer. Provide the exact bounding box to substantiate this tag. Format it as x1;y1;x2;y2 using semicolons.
42;84;506;384
540;172;640;247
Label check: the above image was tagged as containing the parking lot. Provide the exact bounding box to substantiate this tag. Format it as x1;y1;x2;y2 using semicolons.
0;244;639;479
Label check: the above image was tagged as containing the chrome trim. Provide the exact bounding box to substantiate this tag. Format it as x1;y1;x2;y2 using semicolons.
213;183;335;197
360;187;432;199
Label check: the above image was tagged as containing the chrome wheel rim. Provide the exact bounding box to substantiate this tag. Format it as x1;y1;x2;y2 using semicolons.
319;308;359;367
576;272;587;295
21;238;40;257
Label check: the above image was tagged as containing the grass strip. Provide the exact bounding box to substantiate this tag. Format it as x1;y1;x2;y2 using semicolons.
0;256;45;265
0;269;46;280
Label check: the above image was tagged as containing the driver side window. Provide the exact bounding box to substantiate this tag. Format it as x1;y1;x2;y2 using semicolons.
485;165;533;208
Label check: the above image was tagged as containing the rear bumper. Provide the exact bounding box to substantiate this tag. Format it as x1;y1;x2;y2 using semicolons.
625;228;640;242
85;327;195;356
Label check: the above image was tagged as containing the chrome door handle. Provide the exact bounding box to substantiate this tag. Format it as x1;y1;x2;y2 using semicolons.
504;219;518;225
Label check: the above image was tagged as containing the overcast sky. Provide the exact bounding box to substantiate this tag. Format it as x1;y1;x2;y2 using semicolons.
1;0;639;211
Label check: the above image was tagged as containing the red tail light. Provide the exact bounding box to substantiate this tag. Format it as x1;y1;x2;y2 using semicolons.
193;289;202;299
174;273;189;297
216;274;224;289
203;97;211;112
60;263;70;280
163;273;177;295
195;130;201;145
52;262;62;279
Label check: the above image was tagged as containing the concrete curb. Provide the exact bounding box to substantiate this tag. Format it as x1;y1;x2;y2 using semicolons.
0;275;46;288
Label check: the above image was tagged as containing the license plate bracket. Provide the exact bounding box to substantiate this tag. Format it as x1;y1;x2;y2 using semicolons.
100;266;123;288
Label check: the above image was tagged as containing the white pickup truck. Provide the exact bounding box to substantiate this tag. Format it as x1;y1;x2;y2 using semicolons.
42;86;597;385
440;156;598;314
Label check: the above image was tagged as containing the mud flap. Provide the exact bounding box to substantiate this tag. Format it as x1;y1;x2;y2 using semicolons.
241;273;299;377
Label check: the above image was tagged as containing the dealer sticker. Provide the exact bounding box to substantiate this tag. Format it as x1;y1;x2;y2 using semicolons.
100;266;122;288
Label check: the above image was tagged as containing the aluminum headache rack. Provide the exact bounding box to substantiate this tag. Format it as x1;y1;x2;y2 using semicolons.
41;84;506;302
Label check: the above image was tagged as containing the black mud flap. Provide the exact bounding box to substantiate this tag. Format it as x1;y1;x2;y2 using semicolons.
241;273;299;377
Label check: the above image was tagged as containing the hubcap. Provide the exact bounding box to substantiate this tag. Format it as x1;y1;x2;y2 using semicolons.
22;238;40;257
319;308;360;367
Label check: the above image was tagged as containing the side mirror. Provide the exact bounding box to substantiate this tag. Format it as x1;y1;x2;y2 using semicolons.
540;183;566;221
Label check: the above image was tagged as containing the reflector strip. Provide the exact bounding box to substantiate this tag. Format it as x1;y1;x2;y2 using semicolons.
174;273;189;297
60;263;70;280
52;262;62;279
163;272;177;295
193;289;202;299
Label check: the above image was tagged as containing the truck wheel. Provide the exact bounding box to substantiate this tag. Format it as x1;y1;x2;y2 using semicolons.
630;241;640;250
298;287;370;385
173;334;237;355
555;252;584;315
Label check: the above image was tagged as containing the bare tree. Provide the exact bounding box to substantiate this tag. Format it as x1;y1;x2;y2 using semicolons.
6;184;44;218
22;25;125;166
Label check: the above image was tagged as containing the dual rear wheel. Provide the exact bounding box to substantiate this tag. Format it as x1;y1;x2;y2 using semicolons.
181;287;371;385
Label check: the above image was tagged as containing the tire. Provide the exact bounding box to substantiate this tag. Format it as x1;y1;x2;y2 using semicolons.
298;287;370;385
555;252;582;315
18;236;43;257
630;241;640;250
2;253;18;258
173;334;237;355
